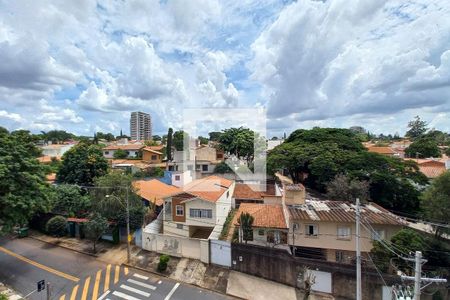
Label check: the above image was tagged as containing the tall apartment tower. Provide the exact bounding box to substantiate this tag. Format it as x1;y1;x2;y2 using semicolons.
130;111;152;140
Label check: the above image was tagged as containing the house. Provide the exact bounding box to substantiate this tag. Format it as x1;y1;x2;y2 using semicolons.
288;200;405;263
415;159;447;179
233;203;288;247
170;145;224;176
163;175;235;239
367;146;399;157
102;144;144;159
37;155;61;164
40;144;74;157
142;147;163;163
232;182;282;208
267;139;284;151
171;171;193;188
133;179;181;208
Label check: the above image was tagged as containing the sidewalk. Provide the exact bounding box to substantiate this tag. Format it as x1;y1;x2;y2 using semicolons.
0;282;22;300
29;230;140;265
129;249;334;300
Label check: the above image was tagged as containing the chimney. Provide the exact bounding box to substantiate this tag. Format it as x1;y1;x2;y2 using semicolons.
283;183;306;205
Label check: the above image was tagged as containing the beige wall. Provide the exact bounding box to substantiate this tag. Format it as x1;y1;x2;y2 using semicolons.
288;221;401;252
185;199;216;227
195;146;217;161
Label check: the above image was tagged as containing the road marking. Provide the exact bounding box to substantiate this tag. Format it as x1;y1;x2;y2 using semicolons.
132;273;148;280
97;290;110;300
81;276;91;300
70;285;79;300
112;291;142;300
0;246;79;282
114;266;120;284
164;282;179;300
124;267;129;275
127;279;156;290
120;285;150;297
104;264;111;293
59;295;65;300
92;269;102;300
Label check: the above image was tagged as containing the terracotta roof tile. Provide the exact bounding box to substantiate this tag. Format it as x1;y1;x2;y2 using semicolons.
103;144;144;150
142;147;163;155
367;146;396;155
38;155;61;163
233;204;287;229
133;179;181;206
177;175;233;203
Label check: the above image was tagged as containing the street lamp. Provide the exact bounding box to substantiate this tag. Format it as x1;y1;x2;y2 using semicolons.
105;187;131;263
79;185;131;263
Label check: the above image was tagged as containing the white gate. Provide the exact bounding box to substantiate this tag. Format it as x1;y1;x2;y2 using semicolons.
210;240;231;267
311;270;332;293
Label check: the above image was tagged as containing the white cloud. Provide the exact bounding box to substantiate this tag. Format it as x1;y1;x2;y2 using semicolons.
0;110;23;122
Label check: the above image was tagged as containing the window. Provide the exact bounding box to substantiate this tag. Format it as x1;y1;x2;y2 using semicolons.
217;153;223;159
189;209;213;218
337;226;351;240
305;224;318;236
336;251;344;263
176;224;183;229
258;229;265;236
126;151;130;155
175;175;181;181
202;164;208;171
169;166;174;171
226;191;229;198
151;155;157;160
293;223;299;231
372;229;385;241
104;151;109;155
175;205;184;216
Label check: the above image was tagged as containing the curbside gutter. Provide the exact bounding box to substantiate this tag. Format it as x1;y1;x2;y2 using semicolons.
27;235;99;258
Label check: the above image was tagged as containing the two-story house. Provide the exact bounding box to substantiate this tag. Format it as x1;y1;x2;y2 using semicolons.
163;175;235;239
142;146;164;164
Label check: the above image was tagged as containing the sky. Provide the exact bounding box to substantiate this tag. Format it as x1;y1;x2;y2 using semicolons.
0;0;449;138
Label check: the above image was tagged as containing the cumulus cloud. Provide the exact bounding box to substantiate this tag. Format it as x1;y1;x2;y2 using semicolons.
250;0;450;126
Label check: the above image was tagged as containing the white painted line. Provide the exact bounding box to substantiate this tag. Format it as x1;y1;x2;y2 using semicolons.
127;279;156;290
164;282;180;300
158;280;162;285
112;291;142;300
132;273;149;280
97;290;110;300
120;285;150;297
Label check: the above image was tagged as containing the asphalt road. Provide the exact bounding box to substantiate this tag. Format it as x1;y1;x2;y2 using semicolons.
0;237;232;300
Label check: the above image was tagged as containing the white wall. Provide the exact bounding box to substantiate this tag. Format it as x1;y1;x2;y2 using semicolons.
185;199;216;227
41;144;74;157
103;149;140;159
171;171;193;188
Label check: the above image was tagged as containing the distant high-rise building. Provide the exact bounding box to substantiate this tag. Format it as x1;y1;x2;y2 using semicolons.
130;111;152;140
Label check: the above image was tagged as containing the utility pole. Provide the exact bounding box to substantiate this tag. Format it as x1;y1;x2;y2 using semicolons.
414;251;422;300
355;198;362;300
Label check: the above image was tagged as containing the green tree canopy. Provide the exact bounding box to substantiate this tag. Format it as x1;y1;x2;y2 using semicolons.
41;130;75;143
326;174;370;203
214;162;233;174
166;128;173;161
113;149;128;159
218;127;264;164
50;184;91;217
0;128;52;232
173;130;189;151
405;116;428;139
57;143;109;186
85;213;109;253
405;138;441;158
208;131;223;142
421;171;450;237
198;136;209;145
46;216;67;237
152;135;162;141
238;212;254;244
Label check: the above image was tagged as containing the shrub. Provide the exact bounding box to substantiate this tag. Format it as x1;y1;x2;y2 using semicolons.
46;216;67;237
0;293;8;300
157;254;170;272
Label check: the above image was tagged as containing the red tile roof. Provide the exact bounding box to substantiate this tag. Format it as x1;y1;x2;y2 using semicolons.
133;179;181;206
367;146;396;155
142;147;163;155
233;204;287;229
38;156;62;163
103;144;144;150
233;183;278;199
177;175;233;203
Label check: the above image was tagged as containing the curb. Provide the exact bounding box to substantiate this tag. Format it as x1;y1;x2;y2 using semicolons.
28;235;99;258
122;263;246;300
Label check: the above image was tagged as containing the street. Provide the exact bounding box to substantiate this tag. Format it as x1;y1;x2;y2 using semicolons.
0;237;232;300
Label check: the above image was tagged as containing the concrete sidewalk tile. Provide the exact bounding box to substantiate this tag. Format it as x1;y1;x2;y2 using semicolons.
226;271;297;300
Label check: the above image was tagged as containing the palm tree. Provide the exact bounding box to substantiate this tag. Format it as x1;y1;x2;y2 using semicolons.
238;212;254;244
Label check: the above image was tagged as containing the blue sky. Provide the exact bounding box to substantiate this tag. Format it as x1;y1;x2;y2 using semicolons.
0;0;449;138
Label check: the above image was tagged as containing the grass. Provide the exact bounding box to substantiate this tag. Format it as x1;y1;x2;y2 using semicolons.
219;209;236;240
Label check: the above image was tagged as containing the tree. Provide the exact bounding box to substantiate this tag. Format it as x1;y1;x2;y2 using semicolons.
173;130;189;151
57;143;109;186
152;135;161;141
91;172;145;229
405;138;441;158
421;171;450;237
445;148;450;156
85;213;109;253
218;127;264;165
326;174;370;203
208;131;222;142
46;216;67;237
406;116;428;139
93;133;99;145
198;136;209;145
50;184;91;217
96;132;115;142
214;162;233;174
41;130;74;143
157;254;170;272
166;128;173;161
113;149;128;159
0;128;51;233
238;212;254;243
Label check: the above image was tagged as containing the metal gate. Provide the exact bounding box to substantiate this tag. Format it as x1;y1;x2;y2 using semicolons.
210;240;231;267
